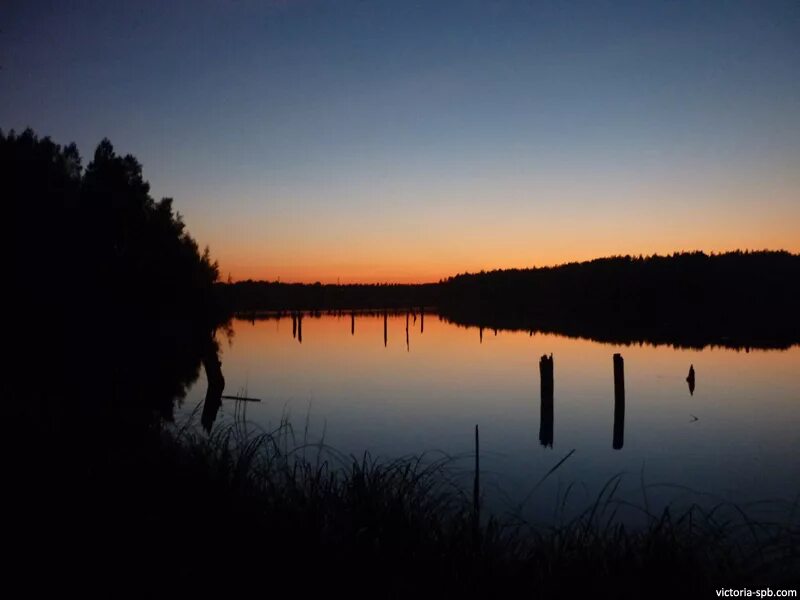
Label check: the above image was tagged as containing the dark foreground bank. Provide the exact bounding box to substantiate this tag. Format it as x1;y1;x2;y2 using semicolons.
9;393;798;597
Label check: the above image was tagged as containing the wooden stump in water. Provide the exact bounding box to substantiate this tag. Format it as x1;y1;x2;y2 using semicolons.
297;313;303;344
539;354;554;447
613;353;625;450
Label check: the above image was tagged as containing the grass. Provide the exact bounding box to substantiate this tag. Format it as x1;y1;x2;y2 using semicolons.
7;388;798;597
143;406;799;597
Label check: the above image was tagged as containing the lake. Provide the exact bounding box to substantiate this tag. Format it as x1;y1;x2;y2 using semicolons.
178;311;800;523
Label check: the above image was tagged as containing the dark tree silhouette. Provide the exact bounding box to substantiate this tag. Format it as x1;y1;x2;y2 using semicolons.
4;127;223;420
5;128;232;593
438;251;800;349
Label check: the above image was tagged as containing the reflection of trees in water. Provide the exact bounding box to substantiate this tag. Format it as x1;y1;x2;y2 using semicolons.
107;321;223;423
201;336;225;432
440;312;799;351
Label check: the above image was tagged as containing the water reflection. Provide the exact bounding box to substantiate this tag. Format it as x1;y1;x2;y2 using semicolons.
298;313;303;344
188;311;799;517
201;341;225;432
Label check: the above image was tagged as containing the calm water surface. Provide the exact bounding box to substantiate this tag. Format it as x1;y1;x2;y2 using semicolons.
179;313;800;521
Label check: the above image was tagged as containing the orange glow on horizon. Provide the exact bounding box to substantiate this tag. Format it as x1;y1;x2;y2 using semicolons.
193;178;800;285
220;243;800;285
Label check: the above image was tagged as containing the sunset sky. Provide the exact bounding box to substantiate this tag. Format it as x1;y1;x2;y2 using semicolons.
2;0;799;283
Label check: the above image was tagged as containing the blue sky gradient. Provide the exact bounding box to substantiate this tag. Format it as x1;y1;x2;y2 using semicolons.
2;1;799;281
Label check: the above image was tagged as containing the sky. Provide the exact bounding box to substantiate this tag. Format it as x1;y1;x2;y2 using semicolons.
2;0;799;283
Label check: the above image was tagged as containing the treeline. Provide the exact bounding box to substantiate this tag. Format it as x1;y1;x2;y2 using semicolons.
217;280;439;312
221;252;800;348
6;128;222;324
438;251;800;348
6;128;235;591
5;128;223;419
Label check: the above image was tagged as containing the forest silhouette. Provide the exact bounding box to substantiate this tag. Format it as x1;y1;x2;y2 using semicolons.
438;251;800;349
221;251;800;350
6;128;229;591
5;127;225;419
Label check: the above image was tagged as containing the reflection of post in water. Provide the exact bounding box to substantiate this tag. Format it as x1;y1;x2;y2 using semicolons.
201;338;225;433
479;326;483;344
539;354;554;448
292;313;297;339
406;312;410;352
297;313;303;344
613;353;625;450
383;310;388;347
351;311;355;336
686;364;696;396
420;307;424;334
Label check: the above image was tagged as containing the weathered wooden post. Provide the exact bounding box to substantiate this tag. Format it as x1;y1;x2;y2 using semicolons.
539;354;554;447
297;312;303;344
613;353;625;450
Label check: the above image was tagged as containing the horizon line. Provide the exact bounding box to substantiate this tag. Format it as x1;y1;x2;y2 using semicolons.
224;247;797;286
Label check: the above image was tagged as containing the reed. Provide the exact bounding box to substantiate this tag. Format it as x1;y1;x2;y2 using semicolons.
155;409;799;596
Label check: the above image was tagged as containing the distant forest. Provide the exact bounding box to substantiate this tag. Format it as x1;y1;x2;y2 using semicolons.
438;251;800;348
223;251;800;349
218;281;439;312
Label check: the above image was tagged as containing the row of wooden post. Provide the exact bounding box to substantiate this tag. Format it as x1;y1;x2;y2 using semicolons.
289;309;425;346
538;352;626;450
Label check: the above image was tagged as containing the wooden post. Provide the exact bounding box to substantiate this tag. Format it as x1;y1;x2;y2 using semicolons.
297;313;303;344
539;354;554;447
613;353;625;450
